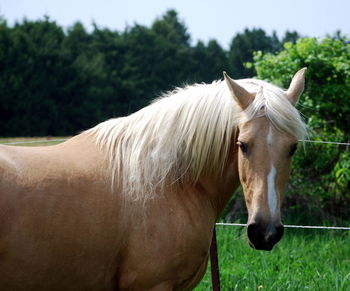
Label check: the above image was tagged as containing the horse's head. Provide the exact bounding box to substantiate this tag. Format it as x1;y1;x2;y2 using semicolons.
224;69;306;251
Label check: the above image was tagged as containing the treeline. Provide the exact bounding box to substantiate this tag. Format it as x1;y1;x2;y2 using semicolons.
0;10;300;136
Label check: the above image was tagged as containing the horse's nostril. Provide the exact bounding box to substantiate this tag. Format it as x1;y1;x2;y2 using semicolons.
275;224;285;243
247;223;284;251
247;222;263;245
247;223;260;240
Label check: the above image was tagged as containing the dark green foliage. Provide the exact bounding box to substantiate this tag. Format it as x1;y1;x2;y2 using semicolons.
228;28;283;78
0;11;299;136
0;17;67;135
192;40;231;83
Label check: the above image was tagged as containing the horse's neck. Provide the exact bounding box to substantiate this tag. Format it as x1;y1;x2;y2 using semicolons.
196;152;240;219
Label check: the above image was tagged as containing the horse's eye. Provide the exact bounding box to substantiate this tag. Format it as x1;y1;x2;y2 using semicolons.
289;143;298;156
237;141;248;154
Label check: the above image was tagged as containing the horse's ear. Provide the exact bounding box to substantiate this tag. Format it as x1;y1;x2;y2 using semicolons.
286;68;307;106
223;72;254;109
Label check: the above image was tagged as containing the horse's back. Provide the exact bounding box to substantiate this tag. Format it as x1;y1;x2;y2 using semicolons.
0;137;123;290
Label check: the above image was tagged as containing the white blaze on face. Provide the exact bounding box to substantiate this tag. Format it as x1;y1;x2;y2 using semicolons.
267;126;277;217
267;125;273;146
267;165;277;217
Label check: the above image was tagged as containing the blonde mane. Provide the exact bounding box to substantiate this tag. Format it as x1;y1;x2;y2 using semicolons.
87;79;307;200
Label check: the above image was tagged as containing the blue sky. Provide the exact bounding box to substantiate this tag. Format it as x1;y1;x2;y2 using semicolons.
1;0;349;48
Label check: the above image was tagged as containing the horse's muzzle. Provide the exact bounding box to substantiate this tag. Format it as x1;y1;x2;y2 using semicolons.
247;222;284;251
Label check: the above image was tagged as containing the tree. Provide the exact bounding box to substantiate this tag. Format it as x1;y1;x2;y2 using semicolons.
191;40;229;83
228;28;281;78
0;17;68;135
282;30;301;44
151;10;190;47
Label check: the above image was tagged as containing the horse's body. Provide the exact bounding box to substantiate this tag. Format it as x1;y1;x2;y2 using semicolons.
0;134;235;290
0;70;307;290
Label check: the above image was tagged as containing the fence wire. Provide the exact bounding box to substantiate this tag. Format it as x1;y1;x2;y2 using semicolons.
299;139;350;146
216;223;350;230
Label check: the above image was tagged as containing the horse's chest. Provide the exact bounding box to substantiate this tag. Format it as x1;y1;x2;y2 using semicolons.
118;243;209;290
117;220;213;290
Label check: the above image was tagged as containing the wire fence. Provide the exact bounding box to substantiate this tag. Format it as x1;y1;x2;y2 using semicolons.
216;223;350;230
1;137;349;230
299;139;350;146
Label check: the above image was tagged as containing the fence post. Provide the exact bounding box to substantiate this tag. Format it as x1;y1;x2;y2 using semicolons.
210;227;220;291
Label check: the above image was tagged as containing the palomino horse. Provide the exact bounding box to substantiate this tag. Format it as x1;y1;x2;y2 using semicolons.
0;69;307;290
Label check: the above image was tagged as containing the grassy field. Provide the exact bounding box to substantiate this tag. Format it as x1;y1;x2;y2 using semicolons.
2;138;349;290
196;226;350;291
0;137;68;146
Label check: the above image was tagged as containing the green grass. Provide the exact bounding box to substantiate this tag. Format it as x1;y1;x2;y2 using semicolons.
196;227;350;290
0;137;68;146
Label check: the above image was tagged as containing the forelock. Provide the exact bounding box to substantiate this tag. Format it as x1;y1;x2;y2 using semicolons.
237;79;307;139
